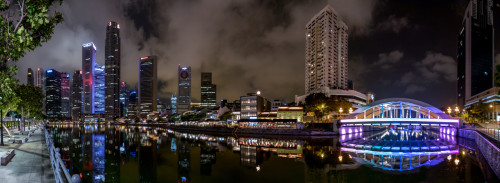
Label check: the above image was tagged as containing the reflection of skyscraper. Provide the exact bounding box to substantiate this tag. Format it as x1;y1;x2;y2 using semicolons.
105;126;121;183
201;72;216;108
120;82;130;117
27;68;34;85
457;0;494;107
92;134;105;182
105;21;121;121
138;56;158;118
178;66;191;113
200;145;217;176
178;142;191;181
72;70;83;122
46;69;61;121
240;145;262;167
61;72;71;118
139;144;157;183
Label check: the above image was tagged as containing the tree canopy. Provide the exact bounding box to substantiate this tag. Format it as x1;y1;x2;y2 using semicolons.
304;93;353;121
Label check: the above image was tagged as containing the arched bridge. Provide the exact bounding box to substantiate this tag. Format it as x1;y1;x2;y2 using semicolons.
340;98;459;128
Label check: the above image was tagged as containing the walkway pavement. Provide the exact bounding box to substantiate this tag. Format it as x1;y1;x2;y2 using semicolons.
0;128;55;183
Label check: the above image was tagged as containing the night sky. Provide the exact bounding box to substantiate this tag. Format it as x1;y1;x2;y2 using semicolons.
14;0;500;108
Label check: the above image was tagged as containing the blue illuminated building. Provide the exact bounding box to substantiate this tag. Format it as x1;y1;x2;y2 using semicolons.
171;95;177;114
94;64;105;114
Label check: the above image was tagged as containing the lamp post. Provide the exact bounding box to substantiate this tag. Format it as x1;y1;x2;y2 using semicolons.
447;107;452;115
0;96;3;146
339;108;343;120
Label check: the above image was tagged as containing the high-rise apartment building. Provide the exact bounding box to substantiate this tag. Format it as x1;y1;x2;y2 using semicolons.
27;68;34;85
82;42;97;114
458;0;494;108
201;72;217;108
305;5;348;95
72;70;83;122
45;69;61;121
60;72;71;118
138;56;158;118
105;21;121;121
178;66;191;113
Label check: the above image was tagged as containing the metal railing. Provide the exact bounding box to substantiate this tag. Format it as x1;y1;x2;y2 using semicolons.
43;125;73;183
475;127;500;142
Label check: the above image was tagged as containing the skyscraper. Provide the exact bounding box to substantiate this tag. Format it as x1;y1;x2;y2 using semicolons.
171;95;177;114
72;70;83;122
127;90;138;118
94;65;105;114
120;82;130;117
61;72;71;118
82;42;97;114
201;72;216;108
105;21;121;121
138;56;157;118
45;69;61;121
305;5;348;95
178;66;191;113
35;67;44;88
27;68;34;85
457;0;494;107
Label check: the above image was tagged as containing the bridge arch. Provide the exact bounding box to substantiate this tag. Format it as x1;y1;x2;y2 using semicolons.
340;98;458;128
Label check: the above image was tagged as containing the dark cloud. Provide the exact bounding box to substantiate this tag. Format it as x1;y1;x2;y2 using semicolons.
14;0;467;108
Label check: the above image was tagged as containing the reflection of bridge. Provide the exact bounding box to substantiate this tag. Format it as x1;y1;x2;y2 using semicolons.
340;98;459;132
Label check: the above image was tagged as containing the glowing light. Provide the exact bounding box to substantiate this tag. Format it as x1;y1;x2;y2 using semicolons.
256;165;261;172
338;155;343;162
447;155;451;161
47;70;53;73
454;159;459;165
140;56;149;60
257;91;261;95
341;118;459;124
117;24;120;29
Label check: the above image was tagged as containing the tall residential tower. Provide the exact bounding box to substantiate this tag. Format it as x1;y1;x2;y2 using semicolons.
201;72;216;108
27;68;34;85
105;21;121;121
305;5;348;95
82;42;97;114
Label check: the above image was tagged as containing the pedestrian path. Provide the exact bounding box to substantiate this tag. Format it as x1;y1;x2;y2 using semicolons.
0;128;55;183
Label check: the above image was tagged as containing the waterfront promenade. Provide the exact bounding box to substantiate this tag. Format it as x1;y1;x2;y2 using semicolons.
0;128;55;183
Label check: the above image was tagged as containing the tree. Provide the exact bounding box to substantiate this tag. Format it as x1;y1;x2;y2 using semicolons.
470;102;488;123
0;66;20;119
15;84;44;119
1;0;64;68
304;93;353;122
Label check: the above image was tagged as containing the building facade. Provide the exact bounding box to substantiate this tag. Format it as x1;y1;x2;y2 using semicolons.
61;72;71;118
45;69;61;121
120;82;130;117
127;90;138;119
465;87;500;121
305;5;348;95
94;65;105;114
82;42;97;114
457;0;494;108
171;95;177;114
178;66;191;113
27;68;34;85
35;67;44;88
201;72;216;108
72;70;83;122
105;21;121;121
138;56;158;118
240;93;270;119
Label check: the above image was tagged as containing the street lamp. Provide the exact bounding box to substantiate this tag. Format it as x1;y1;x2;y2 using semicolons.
339;108;343;119
447;107;451;115
455;107;459;113
349;108;353;114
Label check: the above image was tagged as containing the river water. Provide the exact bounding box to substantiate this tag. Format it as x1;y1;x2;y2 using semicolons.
48;124;498;183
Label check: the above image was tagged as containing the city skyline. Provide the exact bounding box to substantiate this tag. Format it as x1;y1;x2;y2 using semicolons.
14;0;500;108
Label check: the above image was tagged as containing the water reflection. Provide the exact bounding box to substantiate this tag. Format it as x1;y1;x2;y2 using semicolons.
48;124;490;183
340;127;458;171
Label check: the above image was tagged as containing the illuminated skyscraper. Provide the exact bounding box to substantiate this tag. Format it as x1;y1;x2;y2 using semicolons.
27;68;34;85
72;70;83;122
105;21;121;121
94;65;105;114
45;69;61;121
305;5;348;95
171;95;177;114
35;67;44;88
457;0;494;108
120;82;130;117
82;42;97;114
201;72;216;108
61;72;71;118
178;66;191;113
138;56;157;118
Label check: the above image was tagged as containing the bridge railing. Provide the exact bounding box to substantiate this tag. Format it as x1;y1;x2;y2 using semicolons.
43;124;73;183
475;127;500;142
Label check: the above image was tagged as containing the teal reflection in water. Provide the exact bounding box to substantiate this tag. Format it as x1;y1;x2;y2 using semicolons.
48;124;494;183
